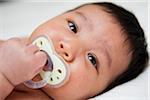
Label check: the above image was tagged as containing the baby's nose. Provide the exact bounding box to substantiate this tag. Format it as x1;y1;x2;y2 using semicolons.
58;42;75;62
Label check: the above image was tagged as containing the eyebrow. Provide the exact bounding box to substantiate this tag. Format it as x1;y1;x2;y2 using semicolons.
74;11;87;21
98;42;112;68
103;42;112;67
104;45;112;67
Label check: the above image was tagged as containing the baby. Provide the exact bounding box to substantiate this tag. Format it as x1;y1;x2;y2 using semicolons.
0;2;148;100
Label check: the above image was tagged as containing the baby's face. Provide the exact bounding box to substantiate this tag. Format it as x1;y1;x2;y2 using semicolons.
29;5;131;99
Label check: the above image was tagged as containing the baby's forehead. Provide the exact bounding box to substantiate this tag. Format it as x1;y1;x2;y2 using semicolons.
65;5;115;23
63;4;102;16
59;4;126;49
62;5;123;42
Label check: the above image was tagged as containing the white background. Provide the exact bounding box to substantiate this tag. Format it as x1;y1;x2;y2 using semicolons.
0;0;149;100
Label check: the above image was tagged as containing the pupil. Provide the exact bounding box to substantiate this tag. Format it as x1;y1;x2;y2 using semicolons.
88;53;96;66
69;21;77;33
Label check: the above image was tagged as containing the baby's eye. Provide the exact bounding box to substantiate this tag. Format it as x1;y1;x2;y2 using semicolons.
68;20;77;33
88;53;97;68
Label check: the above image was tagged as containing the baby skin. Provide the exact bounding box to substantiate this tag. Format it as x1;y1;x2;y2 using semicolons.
1;4;132;100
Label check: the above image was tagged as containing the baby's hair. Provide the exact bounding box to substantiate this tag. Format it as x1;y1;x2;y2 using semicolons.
67;2;149;98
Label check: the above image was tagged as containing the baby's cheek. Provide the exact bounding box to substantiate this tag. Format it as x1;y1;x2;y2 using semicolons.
67;66;98;98
39;64;79;97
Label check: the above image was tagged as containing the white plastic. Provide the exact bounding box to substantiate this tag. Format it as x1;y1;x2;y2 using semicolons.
24;36;69;89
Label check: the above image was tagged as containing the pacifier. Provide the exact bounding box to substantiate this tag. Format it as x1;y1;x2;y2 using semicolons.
24;36;70;89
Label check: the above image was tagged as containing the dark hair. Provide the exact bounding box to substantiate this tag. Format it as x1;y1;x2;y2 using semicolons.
71;2;149;98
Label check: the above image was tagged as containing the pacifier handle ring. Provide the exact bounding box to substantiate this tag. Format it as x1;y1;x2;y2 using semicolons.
24;78;47;89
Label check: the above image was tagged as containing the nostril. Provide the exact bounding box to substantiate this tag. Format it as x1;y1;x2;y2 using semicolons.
60;44;63;48
65;53;69;57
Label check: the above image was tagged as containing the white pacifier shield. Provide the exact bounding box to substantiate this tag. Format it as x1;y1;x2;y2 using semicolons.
33;36;69;87
24;36;69;89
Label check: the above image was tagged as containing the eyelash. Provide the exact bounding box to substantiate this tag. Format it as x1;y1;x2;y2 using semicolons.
88;53;97;68
67;20;97;68
68;20;78;33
